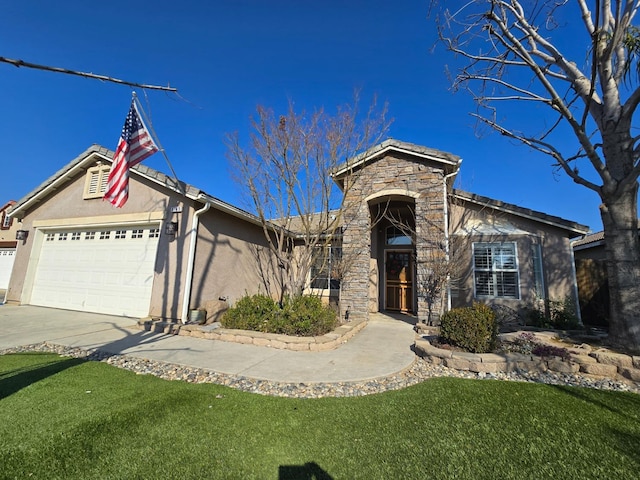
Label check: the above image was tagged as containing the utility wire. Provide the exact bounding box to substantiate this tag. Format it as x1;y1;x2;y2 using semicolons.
0;56;177;92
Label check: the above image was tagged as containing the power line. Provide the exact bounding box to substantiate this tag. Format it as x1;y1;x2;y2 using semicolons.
0;56;177;92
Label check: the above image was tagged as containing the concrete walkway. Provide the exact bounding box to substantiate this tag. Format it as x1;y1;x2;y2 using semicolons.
0;305;417;383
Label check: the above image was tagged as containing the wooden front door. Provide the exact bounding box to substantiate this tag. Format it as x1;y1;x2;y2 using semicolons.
385;251;413;312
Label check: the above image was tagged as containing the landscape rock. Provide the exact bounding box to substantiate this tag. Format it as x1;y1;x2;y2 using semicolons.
590;351;633;369
1;342;637;398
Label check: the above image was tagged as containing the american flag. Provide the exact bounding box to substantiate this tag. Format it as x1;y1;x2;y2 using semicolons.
103;100;158;208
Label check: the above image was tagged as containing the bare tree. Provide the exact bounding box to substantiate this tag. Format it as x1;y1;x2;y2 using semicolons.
226;95;389;303
434;0;640;352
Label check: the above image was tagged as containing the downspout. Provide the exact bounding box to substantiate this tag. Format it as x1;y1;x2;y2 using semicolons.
181;194;211;323
443;161;462;312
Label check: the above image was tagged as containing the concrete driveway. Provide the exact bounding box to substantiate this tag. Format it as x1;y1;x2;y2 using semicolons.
0;305;417;383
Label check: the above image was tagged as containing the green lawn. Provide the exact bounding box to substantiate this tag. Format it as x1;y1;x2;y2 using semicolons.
1;353;639;479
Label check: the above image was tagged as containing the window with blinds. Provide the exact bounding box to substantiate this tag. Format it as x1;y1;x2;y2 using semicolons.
83;165;111;199
473;242;520;299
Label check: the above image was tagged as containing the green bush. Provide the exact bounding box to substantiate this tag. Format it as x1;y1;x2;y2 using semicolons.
221;294;338;336
439;303;498;353
523;297;580;330
220;294;277;332
549;297;580;329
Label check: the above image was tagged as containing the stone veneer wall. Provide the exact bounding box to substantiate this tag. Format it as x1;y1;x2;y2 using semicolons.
340;153;447;323
414;175;447;324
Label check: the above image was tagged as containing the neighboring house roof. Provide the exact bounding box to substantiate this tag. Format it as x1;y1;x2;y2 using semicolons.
1;200;16;212
572;222;640;250
332;138;461;185
452;190;589;237
8;144;262;227
572;231;605;250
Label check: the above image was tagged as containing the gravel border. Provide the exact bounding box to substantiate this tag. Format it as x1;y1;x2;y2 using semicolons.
1;342;638;398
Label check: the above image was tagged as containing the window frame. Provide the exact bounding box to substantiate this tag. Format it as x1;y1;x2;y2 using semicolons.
1;211;12;230
309;244;342;291
385;225;413;246
472;242;520;300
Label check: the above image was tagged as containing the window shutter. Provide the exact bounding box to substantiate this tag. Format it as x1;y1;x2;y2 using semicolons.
84;165;112;199
100;170;109;194
87;170;100;195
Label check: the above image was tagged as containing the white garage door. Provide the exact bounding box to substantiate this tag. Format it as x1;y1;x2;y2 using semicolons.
0;248;16;289
30;226;160;317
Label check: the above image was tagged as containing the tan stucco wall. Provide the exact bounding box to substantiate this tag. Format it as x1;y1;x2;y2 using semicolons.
574;244;607;261
5;157;194;320
449;200;578;312
189;208;278;309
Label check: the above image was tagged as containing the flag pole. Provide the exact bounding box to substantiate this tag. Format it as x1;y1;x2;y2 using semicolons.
131;92;185;195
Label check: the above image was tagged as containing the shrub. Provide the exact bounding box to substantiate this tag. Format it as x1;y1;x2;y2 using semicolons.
502;331;537;355
523;297;580;330
439;303;499;353
522;304;551;328
221;294;338;336
499;332;572;360
220;294;278;332
531;344;571;361
549;297;580;330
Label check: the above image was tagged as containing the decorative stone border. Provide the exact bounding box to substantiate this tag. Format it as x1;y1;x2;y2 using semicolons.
414;337;640;384
137;319;367;352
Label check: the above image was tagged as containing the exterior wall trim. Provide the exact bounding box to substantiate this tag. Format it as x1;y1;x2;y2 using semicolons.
32;212;165;229
365;188;420;203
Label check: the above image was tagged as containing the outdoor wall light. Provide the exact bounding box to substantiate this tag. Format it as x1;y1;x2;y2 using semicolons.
15;229;29;241
165;221;178;236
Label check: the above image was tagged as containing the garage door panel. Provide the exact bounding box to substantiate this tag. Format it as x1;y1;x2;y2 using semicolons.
0;249;17;289
30;226;159;317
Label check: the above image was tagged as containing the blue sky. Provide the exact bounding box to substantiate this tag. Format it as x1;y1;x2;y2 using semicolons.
0;0;605;232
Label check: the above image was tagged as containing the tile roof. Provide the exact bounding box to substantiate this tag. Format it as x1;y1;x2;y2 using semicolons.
572;230;605;248
1;200;16;213
332;138;461;181
8;144;259;225
572;221;640;249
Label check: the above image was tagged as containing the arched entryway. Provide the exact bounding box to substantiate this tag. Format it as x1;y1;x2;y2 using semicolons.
368;194;417;315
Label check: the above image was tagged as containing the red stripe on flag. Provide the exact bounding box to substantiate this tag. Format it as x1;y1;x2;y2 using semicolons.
104;101;158;208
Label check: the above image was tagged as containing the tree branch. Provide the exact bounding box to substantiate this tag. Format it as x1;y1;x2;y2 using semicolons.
471;113;602;192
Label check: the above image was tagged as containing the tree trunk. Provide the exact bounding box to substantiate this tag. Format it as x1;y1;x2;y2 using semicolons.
600;184;640;353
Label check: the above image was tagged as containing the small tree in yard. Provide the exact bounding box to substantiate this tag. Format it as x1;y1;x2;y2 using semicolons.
226;95;389;304
433;0;640;352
